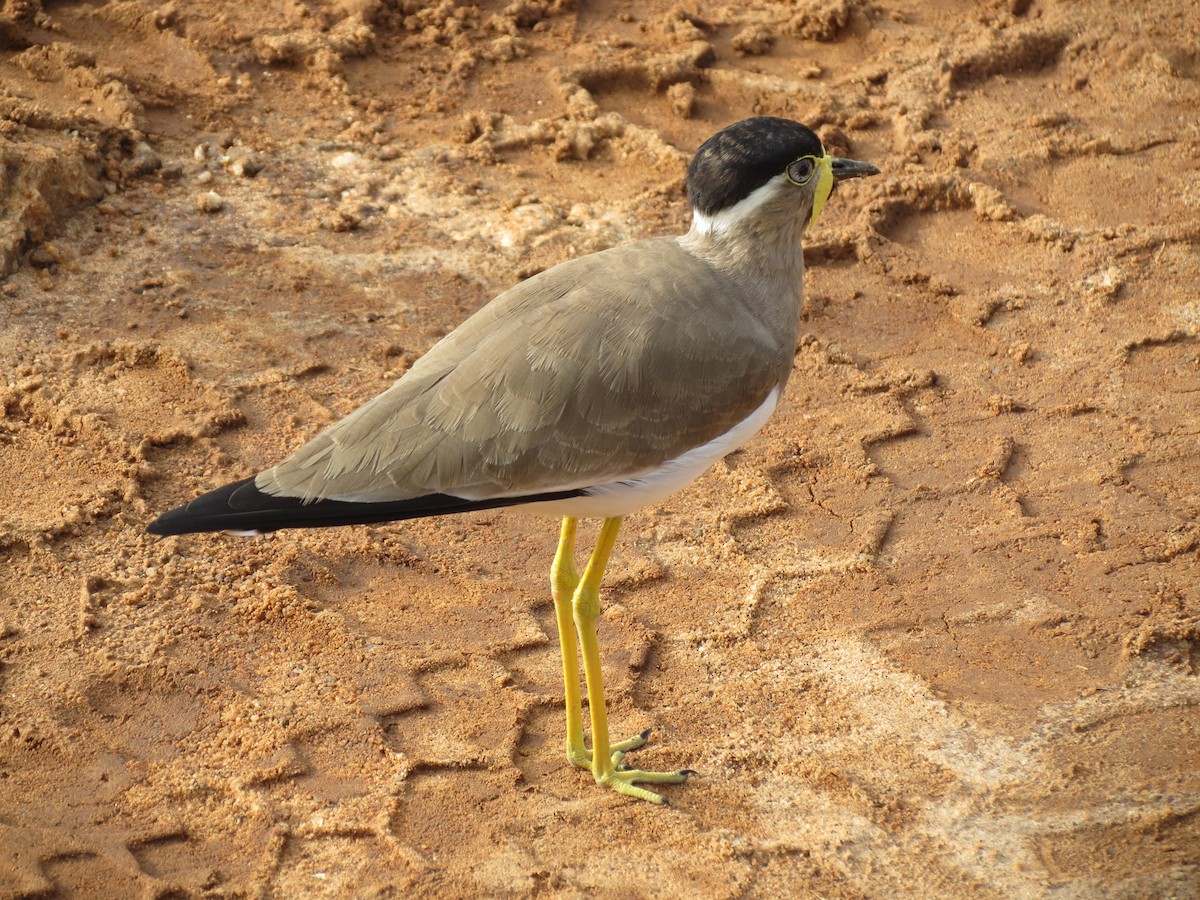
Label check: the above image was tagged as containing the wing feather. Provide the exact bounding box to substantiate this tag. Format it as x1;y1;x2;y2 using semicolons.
256;237;796;503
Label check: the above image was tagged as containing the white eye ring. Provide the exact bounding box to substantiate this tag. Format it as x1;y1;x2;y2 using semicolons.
786;156;817;186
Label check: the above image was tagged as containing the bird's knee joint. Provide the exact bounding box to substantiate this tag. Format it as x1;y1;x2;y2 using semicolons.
551;565;579;602
572;586;600;621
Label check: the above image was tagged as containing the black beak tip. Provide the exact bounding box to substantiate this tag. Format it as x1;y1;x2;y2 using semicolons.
830;157;881;181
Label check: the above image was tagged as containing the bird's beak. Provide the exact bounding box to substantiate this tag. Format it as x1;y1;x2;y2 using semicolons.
810;155;879;225
829;157;880;181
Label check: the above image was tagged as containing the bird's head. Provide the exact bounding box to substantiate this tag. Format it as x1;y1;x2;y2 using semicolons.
685;117;879;242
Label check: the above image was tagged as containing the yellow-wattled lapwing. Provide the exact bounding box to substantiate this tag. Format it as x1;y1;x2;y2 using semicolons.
149;116;880;804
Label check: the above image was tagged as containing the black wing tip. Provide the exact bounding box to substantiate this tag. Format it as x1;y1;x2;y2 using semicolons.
147;477;263;536
146;476;588;536
146;510;190;536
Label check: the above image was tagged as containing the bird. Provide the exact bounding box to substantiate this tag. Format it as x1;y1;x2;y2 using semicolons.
148;116;880;804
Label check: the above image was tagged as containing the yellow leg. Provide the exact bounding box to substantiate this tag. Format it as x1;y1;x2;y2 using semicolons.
571;517;691;804
550;517;652;770
550;517;587;765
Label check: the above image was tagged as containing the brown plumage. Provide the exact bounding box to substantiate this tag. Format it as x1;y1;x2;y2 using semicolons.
257;237;794;504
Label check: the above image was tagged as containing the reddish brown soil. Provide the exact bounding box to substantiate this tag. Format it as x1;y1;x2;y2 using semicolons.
1;0;1198;896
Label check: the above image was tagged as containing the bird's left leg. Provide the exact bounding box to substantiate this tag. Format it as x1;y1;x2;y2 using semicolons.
550;517;587;767
550;517;649;770
572;516;691;804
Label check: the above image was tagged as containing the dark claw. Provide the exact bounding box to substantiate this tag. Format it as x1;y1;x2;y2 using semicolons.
680;769;697;777
639;728;653;740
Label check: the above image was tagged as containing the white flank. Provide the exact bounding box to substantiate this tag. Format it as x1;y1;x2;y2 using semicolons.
514;385;782;518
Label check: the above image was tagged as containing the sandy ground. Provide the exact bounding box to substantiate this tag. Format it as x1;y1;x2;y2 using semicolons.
1;0;1198;896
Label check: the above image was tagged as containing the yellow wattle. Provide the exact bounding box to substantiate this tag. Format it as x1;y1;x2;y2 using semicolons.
810;155;834;224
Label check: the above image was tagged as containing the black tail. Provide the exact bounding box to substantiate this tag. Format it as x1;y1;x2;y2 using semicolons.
147;476;585;536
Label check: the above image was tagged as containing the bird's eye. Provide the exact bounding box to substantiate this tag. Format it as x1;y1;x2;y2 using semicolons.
786;156;816;186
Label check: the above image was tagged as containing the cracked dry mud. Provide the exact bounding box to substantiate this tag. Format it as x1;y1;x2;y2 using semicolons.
1;0;1198;897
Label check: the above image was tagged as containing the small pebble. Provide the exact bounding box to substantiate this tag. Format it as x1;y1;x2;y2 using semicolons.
195;191;225;213
130;141;162;174
224;145;264;178
330;151;362;169
28;245;60;268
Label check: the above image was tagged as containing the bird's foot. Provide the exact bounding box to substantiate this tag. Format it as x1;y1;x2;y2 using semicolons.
567;727;652;769
597;752;693;805
567;729;693;804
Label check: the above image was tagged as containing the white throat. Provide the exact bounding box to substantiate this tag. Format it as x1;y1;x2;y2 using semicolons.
689;175;789;239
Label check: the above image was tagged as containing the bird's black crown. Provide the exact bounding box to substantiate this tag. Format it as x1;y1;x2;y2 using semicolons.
686;117;825;217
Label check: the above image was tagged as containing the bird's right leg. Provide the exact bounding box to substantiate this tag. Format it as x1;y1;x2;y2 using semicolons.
550;517;651;770
572;517;689;803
